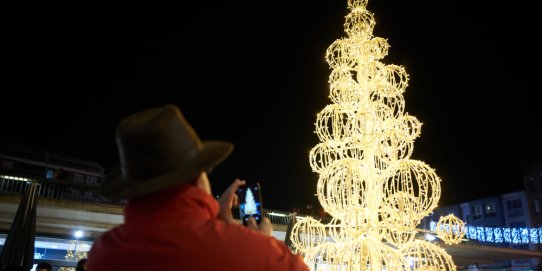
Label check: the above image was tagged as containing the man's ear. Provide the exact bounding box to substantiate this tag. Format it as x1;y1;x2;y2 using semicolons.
193;171;212;195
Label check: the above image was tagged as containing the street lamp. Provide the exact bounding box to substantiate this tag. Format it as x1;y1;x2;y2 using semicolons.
74;230;83;257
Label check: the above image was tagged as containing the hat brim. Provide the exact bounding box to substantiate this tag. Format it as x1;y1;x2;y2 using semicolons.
100;140;233;200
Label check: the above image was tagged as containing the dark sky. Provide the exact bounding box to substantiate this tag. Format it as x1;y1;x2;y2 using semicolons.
3;1;541;211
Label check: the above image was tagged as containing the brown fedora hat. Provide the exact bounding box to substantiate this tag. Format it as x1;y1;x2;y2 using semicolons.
100;104;233;200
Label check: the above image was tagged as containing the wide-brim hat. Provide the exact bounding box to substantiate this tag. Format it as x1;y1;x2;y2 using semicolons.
100;104;233;200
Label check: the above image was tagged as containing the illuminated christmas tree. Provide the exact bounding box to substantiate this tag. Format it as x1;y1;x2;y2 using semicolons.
289;0;463;270
59;240;88;271
244;187;257;215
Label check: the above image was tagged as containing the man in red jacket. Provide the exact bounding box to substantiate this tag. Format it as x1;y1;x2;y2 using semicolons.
86;104;310;271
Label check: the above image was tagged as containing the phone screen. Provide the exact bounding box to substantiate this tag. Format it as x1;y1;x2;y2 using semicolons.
236;182;263;225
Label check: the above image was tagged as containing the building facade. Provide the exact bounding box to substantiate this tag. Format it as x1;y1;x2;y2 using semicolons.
0;146;109;204
523;159;542;232
423;190;542;269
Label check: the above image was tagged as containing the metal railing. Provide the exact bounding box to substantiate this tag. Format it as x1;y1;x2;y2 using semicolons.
0;175;330;225
231;207;300;225
0;175;124;205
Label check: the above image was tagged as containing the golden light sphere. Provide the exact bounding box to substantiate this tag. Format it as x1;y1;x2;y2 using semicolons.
436;214;467;245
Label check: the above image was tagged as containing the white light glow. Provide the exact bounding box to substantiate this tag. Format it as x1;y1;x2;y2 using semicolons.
74;230;84;239
436;222;542;244
0;235;94;252
0;175;31;182
425;234;436;241
268;212;288;217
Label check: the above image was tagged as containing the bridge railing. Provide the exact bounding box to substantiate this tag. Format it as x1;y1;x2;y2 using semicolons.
0;173;126;206
0;174;329;225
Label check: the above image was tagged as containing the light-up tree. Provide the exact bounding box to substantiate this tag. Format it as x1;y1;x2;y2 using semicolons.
289;0;462;270
244;188;258;215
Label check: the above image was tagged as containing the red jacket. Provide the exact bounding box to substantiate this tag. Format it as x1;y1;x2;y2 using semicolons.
86;184;309;271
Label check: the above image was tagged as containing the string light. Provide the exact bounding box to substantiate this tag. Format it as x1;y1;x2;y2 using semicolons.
429;221;542;244
59;240;88;271
290;0;460;269
435;214;466;245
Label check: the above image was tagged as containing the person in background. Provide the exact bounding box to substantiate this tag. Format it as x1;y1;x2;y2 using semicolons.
75;259;87;271
86;104;309;271
35;262;52;271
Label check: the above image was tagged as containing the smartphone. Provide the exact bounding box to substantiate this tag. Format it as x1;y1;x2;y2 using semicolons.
236;182;263;225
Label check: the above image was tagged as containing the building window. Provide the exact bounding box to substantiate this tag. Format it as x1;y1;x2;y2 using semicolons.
87;175;97;184
485;202;496;217
45;169;55;179
506;199;524;217
473;205;483;220
507;199;522;209
534;200;540;214
73;174;84;182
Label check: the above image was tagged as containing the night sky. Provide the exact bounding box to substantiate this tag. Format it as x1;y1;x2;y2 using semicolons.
3;1;541;212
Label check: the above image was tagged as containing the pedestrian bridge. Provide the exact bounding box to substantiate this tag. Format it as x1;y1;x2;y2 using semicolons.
0;193;296;240
0;193;299;268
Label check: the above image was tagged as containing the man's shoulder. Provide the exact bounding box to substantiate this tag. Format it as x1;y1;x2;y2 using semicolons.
89;224;126;247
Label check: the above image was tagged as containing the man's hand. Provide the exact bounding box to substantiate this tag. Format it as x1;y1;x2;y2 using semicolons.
247;217;273;237
217;178;273;237
218;178;245;223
